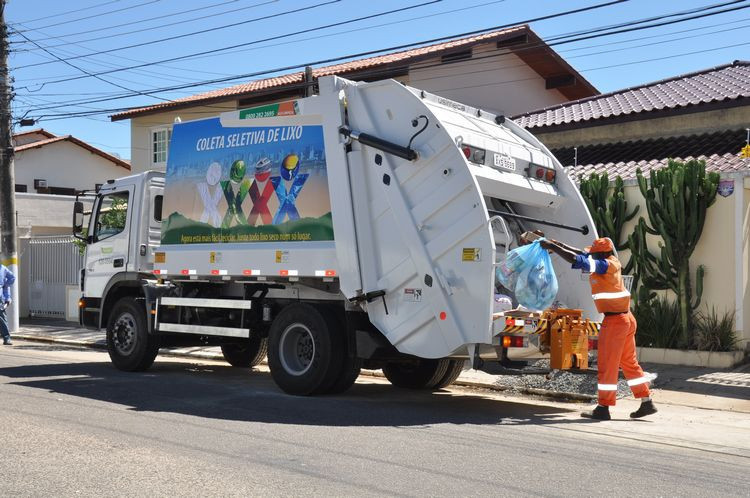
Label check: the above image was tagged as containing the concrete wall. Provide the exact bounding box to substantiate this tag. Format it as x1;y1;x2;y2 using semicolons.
129;103;237;174
608;175;749;349
14;140;129;192
408;48;567;118
532;106;750;149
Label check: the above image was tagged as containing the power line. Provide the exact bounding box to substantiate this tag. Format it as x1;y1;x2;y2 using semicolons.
22;0;732;112
33;0;735;119
12;29;170;106
14;0;628;92
10;0;121;25
9;0;258;46
10;0;164;33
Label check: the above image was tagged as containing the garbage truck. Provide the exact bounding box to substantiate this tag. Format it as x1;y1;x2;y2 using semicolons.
73;75;599;395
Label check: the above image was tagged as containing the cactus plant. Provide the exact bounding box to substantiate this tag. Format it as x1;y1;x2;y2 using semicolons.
578;172;639;271
628;160;720;347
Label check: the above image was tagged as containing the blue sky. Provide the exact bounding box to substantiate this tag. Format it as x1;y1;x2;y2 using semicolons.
8;0;750;161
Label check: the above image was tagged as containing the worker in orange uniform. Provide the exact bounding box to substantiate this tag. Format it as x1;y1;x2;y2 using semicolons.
537;236;657;420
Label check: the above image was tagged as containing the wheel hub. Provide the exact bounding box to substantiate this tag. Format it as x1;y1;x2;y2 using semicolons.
112;312;137;355
279;323;315;376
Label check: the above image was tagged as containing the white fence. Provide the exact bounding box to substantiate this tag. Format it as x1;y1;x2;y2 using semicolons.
28;236;83;318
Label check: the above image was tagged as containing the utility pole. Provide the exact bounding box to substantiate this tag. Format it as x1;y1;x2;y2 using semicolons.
0;0;19;333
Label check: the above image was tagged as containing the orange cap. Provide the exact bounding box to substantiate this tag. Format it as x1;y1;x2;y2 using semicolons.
587;238;615;254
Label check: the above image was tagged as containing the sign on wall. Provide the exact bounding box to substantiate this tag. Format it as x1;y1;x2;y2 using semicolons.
160;116;333;245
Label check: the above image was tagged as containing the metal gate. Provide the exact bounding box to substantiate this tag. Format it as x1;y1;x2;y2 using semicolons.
28;236;84;318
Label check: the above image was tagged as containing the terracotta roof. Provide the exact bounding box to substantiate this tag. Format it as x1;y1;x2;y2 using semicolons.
13;128;57;140
515;61;750;130
112;25;598;121
556;129;750;181
15;135;131;170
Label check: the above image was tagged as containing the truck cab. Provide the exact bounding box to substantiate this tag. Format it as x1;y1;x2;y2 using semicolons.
76;171;164;329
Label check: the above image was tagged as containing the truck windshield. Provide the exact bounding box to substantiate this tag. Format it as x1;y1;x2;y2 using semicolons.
94;191;129;242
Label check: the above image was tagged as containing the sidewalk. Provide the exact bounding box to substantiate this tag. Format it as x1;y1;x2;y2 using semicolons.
12;319;750;413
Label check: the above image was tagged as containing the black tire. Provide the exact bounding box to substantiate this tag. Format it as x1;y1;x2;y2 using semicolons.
327;355;363;395
220;336;268;368
433;359;465;389
106;297;159;372
267;303;343;395
383;358;451;389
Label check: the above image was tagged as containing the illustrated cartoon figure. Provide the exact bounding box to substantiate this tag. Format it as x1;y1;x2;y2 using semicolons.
271;153;308;225
246;157;275;226
220;159;251;227
197;162;223;228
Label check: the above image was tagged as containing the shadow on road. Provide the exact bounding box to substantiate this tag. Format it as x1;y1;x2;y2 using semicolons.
0;348;600;428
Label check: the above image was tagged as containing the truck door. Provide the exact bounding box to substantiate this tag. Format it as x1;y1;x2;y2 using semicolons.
84;186;133;298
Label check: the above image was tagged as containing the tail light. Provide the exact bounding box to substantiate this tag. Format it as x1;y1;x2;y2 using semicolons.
501;335;527;348
528;164;556;184
461;144;486;165
588;339;598;350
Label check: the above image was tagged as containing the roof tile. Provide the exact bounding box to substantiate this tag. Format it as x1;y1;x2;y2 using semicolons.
515;61;750;129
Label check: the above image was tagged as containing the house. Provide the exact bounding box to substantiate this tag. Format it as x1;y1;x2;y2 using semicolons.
514;60;750;350
111;25;598;172
8;129;131;319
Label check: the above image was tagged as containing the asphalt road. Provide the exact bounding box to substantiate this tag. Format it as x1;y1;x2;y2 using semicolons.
1;341;748;497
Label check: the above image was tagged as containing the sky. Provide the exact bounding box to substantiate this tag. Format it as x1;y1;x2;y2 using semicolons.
7;0;750;161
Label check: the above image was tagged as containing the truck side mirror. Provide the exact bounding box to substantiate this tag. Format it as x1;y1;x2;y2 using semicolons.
73;201;85;238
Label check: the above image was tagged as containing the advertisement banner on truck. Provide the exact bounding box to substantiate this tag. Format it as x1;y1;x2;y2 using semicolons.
161;116;333;245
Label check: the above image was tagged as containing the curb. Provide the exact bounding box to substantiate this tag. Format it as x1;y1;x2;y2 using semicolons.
15;333;594;402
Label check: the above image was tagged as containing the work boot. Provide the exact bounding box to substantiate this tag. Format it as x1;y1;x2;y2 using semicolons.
2;338;12;345
630;400;657;419
582;405;611;421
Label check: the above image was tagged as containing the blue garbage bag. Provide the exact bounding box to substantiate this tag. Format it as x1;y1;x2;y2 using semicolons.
496;239;558;311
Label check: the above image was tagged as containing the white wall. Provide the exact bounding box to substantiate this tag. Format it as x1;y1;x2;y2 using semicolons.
14;140;130;193
408;47;568;118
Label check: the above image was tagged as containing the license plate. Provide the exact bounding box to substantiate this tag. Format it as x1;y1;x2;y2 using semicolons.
493;153;516;171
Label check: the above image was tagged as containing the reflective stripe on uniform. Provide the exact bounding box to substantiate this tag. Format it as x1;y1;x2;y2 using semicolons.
592;290;631;300
627;373;657;386
597;384;618;391
588;256;596;273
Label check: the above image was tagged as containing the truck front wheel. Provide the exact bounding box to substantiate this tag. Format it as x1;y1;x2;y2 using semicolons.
220;337;268;368
383;358;451;389
106;297;159;372
267;303;343;395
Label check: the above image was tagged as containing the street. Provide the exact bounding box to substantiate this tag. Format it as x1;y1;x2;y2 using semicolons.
2;341;748;497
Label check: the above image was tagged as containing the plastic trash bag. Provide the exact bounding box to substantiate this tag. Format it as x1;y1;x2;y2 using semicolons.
496;239;559;311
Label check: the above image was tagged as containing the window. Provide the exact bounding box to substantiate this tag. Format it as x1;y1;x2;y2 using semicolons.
153;195;163;222
15;184;27;192
48;186;77;196
152;127;172;166
94;191;129;242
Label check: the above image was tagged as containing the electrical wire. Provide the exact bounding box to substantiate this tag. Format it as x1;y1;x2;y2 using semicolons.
10;0;164;33
13;0;629;92
23;0;740;114
10;0;261;46
13;0;346;69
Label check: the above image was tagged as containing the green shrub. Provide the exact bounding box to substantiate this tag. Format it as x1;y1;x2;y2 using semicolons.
633;294;682;349
692;308;738;352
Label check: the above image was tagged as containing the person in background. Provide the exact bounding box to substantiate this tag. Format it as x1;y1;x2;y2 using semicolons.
1;263;15;346
529;233;657;420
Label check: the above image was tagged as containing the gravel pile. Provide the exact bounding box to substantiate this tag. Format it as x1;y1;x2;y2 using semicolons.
491;357;650;400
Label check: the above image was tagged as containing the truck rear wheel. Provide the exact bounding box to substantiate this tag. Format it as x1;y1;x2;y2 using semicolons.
383;358;451;390
220;337;268;368
106;297;159;372
267;303;343;395
432;359;465;389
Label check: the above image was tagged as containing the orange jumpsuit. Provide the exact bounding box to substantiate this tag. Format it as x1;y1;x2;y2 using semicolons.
589;255;651;406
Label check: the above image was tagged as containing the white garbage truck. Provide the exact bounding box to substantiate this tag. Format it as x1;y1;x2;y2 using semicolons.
74;75;598;395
